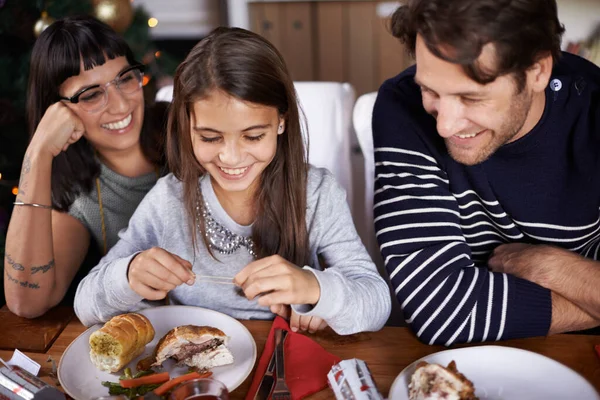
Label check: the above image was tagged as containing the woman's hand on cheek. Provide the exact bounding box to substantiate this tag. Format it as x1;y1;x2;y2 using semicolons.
234;255;321;307
127;247;196;300
30;102;85;158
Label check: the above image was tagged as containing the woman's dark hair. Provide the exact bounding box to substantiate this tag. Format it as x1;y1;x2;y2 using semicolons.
391;0;565;90
167;27;310;267
27;15;165;211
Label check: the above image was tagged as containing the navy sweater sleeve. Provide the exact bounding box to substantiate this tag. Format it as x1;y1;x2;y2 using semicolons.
372;70;552;345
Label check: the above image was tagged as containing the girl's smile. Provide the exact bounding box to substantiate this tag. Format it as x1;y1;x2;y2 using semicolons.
190;89;284;205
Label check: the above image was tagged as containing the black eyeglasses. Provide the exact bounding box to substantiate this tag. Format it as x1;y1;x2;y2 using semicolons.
59;65;144;112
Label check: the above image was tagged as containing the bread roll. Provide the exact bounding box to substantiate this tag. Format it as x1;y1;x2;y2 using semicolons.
89;313;155;372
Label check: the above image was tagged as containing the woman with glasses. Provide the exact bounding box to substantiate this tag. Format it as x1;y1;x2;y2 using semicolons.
3;15;166;318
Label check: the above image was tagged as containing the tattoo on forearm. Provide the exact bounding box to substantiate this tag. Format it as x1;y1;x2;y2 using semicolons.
21;154;31;175
18;154;31;192
18;181;28;193
5;271;40;289
31;259;55;274
6;254;25;271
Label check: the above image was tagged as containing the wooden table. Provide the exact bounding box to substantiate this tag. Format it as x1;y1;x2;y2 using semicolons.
0;318;599;399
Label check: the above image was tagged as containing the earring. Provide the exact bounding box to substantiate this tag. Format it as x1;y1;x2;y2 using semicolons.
278;125;284;133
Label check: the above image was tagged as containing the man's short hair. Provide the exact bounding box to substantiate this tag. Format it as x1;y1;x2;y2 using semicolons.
392;0;565;90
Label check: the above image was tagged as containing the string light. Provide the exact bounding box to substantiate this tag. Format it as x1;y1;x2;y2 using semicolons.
148;18;158;28
154;51;161;58
12;186;18;195
142;75;150;86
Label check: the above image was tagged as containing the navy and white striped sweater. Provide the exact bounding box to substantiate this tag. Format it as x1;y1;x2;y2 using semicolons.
373;52;600;345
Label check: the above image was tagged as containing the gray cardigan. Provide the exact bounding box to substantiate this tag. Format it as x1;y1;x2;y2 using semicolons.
74;166;391;334
69;163;158;252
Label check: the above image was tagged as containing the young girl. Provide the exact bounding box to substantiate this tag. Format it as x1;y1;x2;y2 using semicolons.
4;16;166;318
74;27;391;335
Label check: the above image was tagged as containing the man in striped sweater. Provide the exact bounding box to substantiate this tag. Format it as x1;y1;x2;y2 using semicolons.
373;0;600;345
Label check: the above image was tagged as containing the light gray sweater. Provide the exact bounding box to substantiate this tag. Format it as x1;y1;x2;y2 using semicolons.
74;166;391;334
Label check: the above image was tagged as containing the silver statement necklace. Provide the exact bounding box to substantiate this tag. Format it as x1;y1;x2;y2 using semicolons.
196;191;257;258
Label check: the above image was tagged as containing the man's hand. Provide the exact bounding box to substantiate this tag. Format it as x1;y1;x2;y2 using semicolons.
549;292;599;334
489;243;600;322
488;243;574;287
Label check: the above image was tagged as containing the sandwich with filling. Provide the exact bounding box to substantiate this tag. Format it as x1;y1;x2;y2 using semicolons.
408;361;478;400
150;325;234;370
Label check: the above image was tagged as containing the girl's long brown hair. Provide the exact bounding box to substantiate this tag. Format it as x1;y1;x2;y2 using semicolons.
166;27;310;267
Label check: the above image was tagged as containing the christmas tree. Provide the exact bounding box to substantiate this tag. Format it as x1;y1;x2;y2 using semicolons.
0;0;178;305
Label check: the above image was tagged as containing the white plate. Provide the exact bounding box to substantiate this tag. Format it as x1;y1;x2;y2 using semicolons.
58;306;257;400
389;345;600;400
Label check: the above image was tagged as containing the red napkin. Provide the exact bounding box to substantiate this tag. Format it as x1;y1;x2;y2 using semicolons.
595;345;600;359
245;316;341;400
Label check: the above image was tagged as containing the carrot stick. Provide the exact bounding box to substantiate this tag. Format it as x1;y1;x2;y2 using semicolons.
120;372;170;388
153;371;208;396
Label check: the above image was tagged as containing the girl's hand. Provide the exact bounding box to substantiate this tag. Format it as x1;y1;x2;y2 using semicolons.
269;303;291;319
269;304;328;333
30;102;85;157
234;255;321;307
290;312;328;333
127;247;195;300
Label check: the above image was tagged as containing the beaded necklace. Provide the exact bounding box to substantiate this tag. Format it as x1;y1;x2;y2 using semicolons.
195;187;256;258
